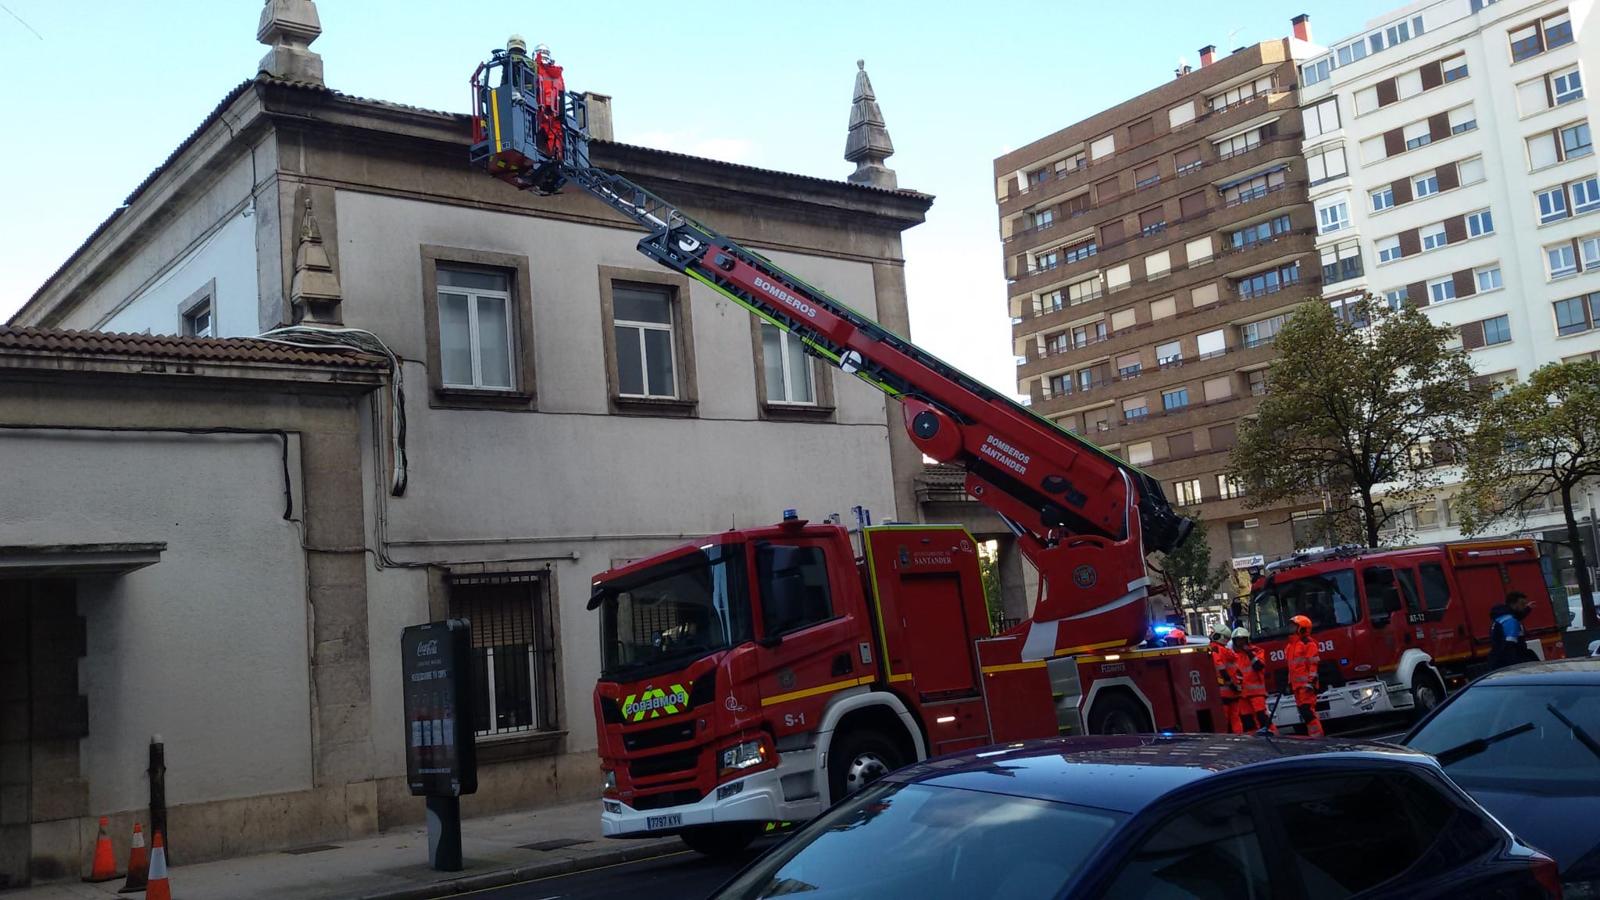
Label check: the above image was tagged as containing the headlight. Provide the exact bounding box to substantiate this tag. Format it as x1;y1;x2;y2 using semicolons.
719;738;769;776
601;769;617;795
1350;686;1380;705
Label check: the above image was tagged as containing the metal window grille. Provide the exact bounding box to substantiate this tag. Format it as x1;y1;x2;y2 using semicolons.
448;573;558;737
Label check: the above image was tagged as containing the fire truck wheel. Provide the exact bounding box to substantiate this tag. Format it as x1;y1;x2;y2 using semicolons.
1087;693;1152;735
827;729;904;803
680;823;761;857
1411;667;1447;719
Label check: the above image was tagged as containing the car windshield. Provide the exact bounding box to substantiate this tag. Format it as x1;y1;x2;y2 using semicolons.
1407;684;1600;793
596;544;750;679
1250;568;1359;638
713;781;1125;900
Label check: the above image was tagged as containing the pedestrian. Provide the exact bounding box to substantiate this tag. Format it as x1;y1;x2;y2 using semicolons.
1208;626;1243;733
1285;614;1325;738
1487;591;1539;670
1232;627;1276;734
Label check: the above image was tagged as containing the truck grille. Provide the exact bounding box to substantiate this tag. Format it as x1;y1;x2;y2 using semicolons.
632;789;702;811
622;721;696;753
628;746;701;779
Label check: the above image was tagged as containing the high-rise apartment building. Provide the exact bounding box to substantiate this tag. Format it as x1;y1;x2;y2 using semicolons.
1298;0;1600;579
995;24;1321;576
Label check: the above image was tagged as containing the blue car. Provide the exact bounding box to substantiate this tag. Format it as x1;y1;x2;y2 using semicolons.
711;734;1559;899
1404;657;1600;895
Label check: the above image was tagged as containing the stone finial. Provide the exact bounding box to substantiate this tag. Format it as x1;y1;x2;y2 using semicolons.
257;0;324;85
844;60;897;190
291;197;342;324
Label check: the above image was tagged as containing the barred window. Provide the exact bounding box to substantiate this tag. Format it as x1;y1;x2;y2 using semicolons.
448;573;559;737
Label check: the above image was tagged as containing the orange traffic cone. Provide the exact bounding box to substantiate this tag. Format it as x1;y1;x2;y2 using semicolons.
84;815;118;882
118;823;148;893
145;829;171;900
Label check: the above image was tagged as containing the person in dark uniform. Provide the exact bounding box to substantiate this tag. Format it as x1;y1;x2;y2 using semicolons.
1487;591;1539;669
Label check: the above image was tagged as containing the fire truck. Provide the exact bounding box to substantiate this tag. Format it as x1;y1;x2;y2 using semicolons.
467;40;1223;855
1247;540;1568;732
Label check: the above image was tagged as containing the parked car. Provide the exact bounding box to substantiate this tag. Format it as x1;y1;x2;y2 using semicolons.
710;734;1560;899
1404;657;1600;895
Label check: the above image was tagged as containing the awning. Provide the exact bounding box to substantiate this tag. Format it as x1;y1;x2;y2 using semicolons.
0;542;166;579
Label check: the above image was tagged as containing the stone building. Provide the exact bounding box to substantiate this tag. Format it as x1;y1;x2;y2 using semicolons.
0;2;930;885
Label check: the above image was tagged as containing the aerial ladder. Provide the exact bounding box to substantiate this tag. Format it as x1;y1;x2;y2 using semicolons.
469;40;1194;664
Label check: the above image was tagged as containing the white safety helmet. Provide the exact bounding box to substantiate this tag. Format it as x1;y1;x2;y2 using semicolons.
1232;627;1251;640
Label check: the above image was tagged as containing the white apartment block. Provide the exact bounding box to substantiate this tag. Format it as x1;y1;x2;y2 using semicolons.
1297;0;1600;592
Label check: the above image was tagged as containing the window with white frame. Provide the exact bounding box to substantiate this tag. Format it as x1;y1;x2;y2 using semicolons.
1316;196;1350;234
1031;209;1055;230
1404;120;1432;151
1576;177;1600;215
1241;315;1286;348
1427;277;1456;304
1218;475;1245;501
1414;172;1440;198
1156;340;1182;366
181;295;213;337
1173;479;1203;506
1562;122;1593;159
1123;398;1149;420
1421;223;1448;251
1304;99;1341;139
438;266;515;390
1548;242;1579;278
1553;67;1583;105
762;324;817;405
1476;266;1503;292
612;283;680;398
1510;10;1573;63
1371;186;1395;211
1467;209;1494;237
1582;235;1600;270
1306;146;1348;184
1449;106;1477;134
1383;288;1409;309
1442;55;1469;82
1378;236;1403;262
1539;184;1571;223
1210;75;1274;112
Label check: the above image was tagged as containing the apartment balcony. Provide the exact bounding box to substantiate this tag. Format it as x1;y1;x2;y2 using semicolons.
1030;342;1276;422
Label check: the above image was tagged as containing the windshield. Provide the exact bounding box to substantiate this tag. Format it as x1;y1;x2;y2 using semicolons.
714;781;1125;900
1251;567;1359;638
1407;684;1600;793
597;544;750;679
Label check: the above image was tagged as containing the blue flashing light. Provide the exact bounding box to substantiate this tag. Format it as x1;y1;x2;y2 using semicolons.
782;508;799;521
1152;624;1175;635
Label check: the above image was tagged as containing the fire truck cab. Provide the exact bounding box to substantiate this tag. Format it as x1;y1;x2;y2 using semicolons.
1248;540;1567;731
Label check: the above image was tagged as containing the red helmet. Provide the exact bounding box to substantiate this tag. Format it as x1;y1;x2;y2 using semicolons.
1291;614;1313;631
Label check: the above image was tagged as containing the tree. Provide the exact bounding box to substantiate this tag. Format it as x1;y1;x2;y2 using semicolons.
1457;360;1600;628
1230;296;1485;547
1150;515;1232;622
977;541;1007;631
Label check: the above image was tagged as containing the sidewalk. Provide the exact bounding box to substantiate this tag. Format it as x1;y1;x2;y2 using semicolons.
6;800;682;900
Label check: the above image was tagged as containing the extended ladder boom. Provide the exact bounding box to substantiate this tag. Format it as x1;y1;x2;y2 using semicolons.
469;43;1192;656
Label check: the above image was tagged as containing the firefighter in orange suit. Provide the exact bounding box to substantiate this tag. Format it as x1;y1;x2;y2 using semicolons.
1208;626;1243;733
1232;627;1276;734
1286;614;1326;737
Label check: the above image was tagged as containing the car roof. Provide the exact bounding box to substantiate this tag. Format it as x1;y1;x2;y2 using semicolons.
1471;656;1600;685
885;733;1434;813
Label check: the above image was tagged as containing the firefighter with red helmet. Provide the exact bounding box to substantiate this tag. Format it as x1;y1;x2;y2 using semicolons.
1232;627;1276;734
1286;614;1325;738
1208;626;1243;733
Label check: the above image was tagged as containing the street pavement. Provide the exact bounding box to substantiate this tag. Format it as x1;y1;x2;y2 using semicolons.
469;844;774;899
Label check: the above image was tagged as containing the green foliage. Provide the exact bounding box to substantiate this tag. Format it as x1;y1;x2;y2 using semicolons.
1152;515;1233;616
978;542;1005;629
1458;360;1600;627
1230;296;1485;547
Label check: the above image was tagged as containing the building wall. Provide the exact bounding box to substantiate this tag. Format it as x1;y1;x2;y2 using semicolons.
994;38;1319;574
100;211;259;338
1300;0;1600;549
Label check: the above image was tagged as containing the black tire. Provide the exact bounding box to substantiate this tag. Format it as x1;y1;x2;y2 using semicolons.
827;729;904;804
1411;667;1446;720
680;822;761;857
1087;693;1153;735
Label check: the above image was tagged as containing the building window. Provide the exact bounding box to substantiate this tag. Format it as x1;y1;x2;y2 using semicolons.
1475;266;1503;292
1156;340;1183;367
1030;209;1055;230
1162;387;1190;411
1450;106;1477;134
613;285;679;398
1427;277;1456;304
1306;146;1348;185
1066;277;1101;304
1032;251;1059;273
1234;262;1301;299
1317;198;1350;234
1539;185;1571;223
1383;288;1408;309
1420;224;1448;251
1242;315;1286;348
1117;353;1143;379
1063;239;1098;264
1247;369;1269;396
761;324;818;406
1562;123;1594;160
1228;214;1292;250
1553;68;1584;105
1127;441;1155;466
1575;177;1600;215
1074;320;1108;348
1371;186;1395;212
422;248;537;409
1554;293;1600;335
599;268;697;413
1219;476;1246;502
1174;479;1203;506
180;285;214;337
1582;236;1600;271
1377;236;1403;263
449;573;559;738
1549;243;1579;278
1039;289;1064;312
1467;209;1494;237
1197;329;1227;359
1047;373;1071;396
1413;173;1440;199
1404;121;1432;151
437;267;515;390
1321;241;1363;285
1222;167;1287;206
1442;56;1469;82
1483;315;1512;346
1123;398;1149;421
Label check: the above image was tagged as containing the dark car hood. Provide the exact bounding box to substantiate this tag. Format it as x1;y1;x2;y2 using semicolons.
1469;787;1600;876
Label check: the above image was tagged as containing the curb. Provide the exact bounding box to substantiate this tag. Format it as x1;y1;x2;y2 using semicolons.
353;839;684;900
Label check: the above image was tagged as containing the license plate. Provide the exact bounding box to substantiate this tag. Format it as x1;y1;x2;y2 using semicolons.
646;813;682;830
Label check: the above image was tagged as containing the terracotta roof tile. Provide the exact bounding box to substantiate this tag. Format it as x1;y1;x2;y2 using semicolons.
0;327;388;370
917;463;968;489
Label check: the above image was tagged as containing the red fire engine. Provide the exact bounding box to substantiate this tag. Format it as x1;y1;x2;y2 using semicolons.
469;41;1227;854
1247;540;1567;732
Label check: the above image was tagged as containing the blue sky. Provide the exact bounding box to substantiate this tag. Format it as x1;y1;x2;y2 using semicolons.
0;0;1399;391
